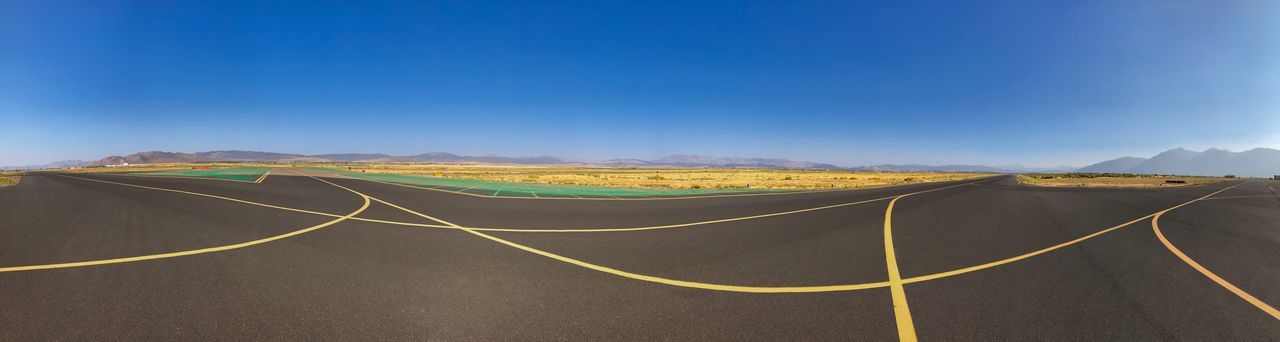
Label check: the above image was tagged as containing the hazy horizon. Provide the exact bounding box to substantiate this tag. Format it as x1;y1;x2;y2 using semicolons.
3;1;1278;167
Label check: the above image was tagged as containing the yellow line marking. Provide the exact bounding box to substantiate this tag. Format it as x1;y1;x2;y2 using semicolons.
0;175;370;273
50;172;1254;299
59;173;970;233
1152;196;1280;320
343;173;996;201
1197;195;1276;201
254;171;271;184
358;191;893;293
901;184;1241;284
882;196;917;341
59;174;352;219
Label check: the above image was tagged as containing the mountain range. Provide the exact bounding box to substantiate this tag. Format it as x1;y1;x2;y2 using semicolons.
0;160;89;171
1077;148;1280;177
60;150;1072;172
81;151;571;167
5;148;1278;176
849;164;1076;174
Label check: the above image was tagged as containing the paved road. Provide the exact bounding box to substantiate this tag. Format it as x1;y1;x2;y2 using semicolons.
1;170;1276;340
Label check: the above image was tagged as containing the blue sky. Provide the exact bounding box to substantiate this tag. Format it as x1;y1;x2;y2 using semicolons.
2;1;1277;167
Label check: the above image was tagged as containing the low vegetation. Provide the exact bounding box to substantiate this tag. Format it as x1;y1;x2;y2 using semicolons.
1017;173;1232;188
35;162;990;190
322;164;990;190
0;171;21;187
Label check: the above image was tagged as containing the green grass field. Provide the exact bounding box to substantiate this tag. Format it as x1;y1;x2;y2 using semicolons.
125;166;271;182
338;171;789;198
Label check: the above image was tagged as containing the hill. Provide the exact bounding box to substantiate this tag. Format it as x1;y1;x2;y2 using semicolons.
89;151;207;166
74;150;847;169
1077;148;1280;177
1075;157;1148;173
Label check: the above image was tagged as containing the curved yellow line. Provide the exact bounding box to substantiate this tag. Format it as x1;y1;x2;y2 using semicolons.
59;174;351;219
882;195;918;340
0;175;370;273
345;175;941;295
57;173;967;233
45;171;1253;298
365;196;892;293
1152;203;1280;320
902;184;1240;284
420;181;1240;294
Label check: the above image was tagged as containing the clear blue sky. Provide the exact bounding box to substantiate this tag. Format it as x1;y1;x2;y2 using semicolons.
2;1;1277;167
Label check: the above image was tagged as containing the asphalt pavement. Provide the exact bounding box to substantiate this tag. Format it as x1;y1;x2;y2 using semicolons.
1;170;1276;340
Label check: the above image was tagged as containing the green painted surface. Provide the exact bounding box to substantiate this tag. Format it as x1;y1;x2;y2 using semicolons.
127;166;271;182
336;171;789;198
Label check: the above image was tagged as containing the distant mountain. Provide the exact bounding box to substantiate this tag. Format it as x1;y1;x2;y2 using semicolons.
1076;148;1280;177
196;150;307;161
1076;156;1148;173
653;155;841;169
1127;148;1201;174
79;148;1280;176
311;153;393;161
70;150;850;169
88;151;207;166
851;164;1044;173
79;150;569;166
0;160;87;171
596;159;656;166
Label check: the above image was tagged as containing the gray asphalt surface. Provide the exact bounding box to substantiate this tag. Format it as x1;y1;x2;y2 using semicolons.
1;171;1276;340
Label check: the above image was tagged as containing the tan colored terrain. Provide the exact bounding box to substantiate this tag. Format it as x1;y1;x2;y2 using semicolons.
329;164;989;190
0;171;21;187
1018;173;1232;188
41;162;988;190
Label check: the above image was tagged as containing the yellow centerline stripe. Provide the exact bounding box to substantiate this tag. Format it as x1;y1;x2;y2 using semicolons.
1197;195;1276;201
882;196;917;341
0;175;370;273
254;171;271;184
1152;198;1280;320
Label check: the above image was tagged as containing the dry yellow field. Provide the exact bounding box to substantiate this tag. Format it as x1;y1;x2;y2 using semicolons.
1017;173;1231;188
0;171;21;187
330;164;990;190
47;162;989;190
